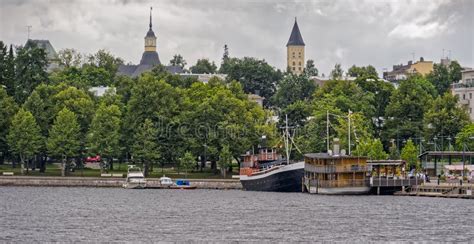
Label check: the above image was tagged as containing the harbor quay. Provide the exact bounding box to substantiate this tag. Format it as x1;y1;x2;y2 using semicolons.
0;176;242;189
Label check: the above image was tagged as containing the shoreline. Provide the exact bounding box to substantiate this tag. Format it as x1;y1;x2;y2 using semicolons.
0;176;242;189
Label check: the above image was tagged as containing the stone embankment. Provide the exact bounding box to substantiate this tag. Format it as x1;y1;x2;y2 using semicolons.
0;176;242;189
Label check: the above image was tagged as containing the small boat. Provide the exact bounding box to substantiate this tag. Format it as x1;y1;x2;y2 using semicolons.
122;165;147;189
159;176;173;188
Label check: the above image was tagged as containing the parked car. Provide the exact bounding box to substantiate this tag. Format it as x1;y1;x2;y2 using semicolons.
85;155;101;163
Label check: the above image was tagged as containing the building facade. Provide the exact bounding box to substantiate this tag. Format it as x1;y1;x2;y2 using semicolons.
452;69;474;120
286;18;305;75
383;57;433;82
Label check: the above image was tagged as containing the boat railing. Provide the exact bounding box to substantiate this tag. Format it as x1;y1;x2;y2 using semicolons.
305;164;368;173
309;179;368;188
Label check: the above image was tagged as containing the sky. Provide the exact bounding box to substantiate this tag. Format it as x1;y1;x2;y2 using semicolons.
0;0;473;76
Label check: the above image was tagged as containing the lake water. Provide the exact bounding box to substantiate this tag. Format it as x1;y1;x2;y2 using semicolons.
0;187;472;242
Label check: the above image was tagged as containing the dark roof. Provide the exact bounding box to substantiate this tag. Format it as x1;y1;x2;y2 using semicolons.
286;19;305;47
305;153;365;160
140;51;161;66
117;63;183;78
146;29;156;38
25;39;59;60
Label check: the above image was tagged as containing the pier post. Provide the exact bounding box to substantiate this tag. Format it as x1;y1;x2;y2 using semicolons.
377;187;380;195
402;186;405;192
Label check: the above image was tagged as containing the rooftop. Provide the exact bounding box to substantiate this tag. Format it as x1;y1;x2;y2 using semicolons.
286;18;305;46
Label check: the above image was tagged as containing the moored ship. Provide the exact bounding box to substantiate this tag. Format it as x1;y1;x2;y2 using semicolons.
239;148;304;192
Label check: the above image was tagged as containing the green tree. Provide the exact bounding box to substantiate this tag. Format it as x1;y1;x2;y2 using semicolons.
86;49;123;75
354;138;388;160
304;59;318;76
7;108;43;175
330;63;343;79
132;119;159;177
388;141;400;160
448;61;462;84
401;139;419;171
347;65;378;78
190;58;217;74
423;93;469;147
58;48;83;68
272;74;316;109
456;123;474;151
384;75;435;145
0;87;18;164
218;145;232;178
169;54;187;69
87;103;122;172
14;42;49;103
179;151;195;178
47;108;81;176
223;57;283;107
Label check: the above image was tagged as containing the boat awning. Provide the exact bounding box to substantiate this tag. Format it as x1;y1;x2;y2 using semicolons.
444;165;474;171
418;151;474;158
367;160;405;166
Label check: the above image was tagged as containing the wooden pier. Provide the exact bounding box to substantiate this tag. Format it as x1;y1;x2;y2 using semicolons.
395;183;474;199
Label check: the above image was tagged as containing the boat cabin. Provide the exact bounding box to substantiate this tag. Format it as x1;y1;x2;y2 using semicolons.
304;153;370;194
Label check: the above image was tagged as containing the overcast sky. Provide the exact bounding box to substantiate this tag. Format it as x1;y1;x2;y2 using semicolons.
1;0;473;76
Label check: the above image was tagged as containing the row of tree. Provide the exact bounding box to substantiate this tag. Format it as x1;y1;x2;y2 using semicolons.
1;40;472;176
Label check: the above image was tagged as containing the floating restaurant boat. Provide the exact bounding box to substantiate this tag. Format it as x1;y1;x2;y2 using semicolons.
303;153;370;194
303;139;370;195
122;165;147;189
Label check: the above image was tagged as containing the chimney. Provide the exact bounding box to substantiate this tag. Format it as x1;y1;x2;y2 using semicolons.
408;61;412;65
420;57;424;62
333;138;340;156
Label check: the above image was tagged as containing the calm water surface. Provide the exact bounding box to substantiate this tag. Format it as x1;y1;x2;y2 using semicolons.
0;187;473;242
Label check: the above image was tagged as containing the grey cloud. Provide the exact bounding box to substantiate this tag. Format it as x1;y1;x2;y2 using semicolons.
0;0;472;75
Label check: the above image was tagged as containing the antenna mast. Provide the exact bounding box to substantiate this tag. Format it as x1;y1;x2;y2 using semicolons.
26;25;32;40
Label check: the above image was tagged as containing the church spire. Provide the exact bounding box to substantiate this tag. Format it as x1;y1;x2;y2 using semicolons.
149;6;153;29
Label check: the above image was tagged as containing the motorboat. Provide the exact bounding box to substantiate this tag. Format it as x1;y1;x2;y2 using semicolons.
159;175;173;188
122;165;147;189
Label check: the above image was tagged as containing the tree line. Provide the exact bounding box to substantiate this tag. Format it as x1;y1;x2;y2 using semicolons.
0;41;472;176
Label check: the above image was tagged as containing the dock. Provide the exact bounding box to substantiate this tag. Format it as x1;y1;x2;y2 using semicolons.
395;183;474;199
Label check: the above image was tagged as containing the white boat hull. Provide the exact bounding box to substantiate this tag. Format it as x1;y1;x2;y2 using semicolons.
309;186;371;195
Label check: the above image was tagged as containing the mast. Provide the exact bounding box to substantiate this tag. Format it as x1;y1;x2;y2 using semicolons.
149;6;153;29
286;115;289;164
348;110;352;155
327;110;329;153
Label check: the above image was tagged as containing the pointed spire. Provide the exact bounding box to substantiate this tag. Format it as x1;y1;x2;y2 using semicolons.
149;6;153;29
286;17;305;47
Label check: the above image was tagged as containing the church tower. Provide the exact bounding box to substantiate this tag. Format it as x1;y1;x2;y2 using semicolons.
140;7;161;66
286;18;305;75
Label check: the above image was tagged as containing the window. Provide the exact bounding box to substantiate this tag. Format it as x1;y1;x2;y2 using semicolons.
299;62;301;66
470;93;472;99
299;67;302;71
298;52;301;58
293;67;295;71
293;52;295;58
470;108;472;114
293;61;295;66
463;94;466;100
